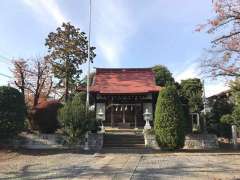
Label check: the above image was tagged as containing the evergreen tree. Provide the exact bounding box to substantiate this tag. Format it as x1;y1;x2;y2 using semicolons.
180;78;203;113
45;22;96;101
58;93;98;144
152;65;174;86
0;86;26;138
154;85;185;149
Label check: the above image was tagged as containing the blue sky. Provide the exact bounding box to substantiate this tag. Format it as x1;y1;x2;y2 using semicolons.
0;0;229;96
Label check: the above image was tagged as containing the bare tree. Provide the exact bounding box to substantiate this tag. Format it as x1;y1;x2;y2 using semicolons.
12;57;53;107
198;0;240;78
12;59;28;98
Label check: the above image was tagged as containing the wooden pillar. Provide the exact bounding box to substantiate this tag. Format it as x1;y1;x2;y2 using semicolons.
134;106;137;129
141;103;143;126
123;106;126;124
94;93;97;114
111;106;114;127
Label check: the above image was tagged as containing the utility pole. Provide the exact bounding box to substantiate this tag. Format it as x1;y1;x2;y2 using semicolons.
86;0;92;109
84;0;92;151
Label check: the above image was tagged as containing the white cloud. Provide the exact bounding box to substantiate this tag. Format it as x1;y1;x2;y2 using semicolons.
21;0;136;67
205;82;229;97
174;62;229;97
98;40;120;67
93;0;136;67
22;0;66;25
175;63;200;83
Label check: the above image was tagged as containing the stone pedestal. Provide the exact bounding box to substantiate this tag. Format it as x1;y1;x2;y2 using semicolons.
231;125;238;149
143;130;160;150
184;133;219;150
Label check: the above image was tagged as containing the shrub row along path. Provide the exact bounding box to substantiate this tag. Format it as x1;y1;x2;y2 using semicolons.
0;149;240;180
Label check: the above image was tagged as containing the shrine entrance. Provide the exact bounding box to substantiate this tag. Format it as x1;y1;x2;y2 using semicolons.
105;103;144;128
95;94;154;129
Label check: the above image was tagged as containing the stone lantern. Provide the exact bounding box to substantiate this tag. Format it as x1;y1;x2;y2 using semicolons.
97;108;105;133
143;108;152;130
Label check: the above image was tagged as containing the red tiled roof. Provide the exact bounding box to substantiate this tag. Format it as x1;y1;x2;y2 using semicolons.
90;68;160;94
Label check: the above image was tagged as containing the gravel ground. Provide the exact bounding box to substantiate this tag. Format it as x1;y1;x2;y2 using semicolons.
0;149;240;180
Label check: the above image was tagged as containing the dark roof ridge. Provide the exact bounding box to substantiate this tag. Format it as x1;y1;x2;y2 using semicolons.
95;67;153;73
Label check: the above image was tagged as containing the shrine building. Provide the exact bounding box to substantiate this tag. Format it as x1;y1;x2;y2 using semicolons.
90;68;160;129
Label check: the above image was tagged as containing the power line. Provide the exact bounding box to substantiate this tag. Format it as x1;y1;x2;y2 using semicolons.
0;52;13;80
0;50;48;77
0;54;10;60
0;52;11;61
0;59;11;66
0;53;35;75
0;72;13;79
0;53;12;65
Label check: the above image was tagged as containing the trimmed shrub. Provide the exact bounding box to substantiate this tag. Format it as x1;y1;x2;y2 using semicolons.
154;85;185;149
232;106;240;127
218;106;240;139
0;86;26;138
28;100;62;133
220;114;234;125
58;93;98;144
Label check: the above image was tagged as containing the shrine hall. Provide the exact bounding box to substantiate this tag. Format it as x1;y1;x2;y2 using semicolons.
90;68;160;128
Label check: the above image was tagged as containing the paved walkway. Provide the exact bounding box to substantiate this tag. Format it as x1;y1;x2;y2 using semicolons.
0;150;240;180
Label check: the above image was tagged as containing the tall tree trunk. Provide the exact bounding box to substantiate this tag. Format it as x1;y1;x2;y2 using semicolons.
65;59;69;102
21;77;25;100
33;93;39;107
65;76;69;102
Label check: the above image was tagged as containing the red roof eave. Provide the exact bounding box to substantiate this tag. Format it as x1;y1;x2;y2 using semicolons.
89;68;161;94
90;86;160;94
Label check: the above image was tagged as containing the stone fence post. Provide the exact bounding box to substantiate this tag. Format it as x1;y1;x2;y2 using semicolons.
232;125;238;149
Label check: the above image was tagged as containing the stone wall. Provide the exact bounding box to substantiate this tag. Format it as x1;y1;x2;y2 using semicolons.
143;129;160;150
184;133;219;150
18;133;68;149
2;132;103;151
88;132;103;151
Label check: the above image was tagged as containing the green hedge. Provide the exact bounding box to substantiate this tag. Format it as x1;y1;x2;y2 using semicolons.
0;86;26;138
58;93;98;144
154;85;185;149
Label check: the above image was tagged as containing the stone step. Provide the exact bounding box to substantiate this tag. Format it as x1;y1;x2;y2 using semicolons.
105;129;143;133
104;141;144;145
103;144;145;148
104;137;144;141
104;134;143;137
104;144;144;147
103;131;145;148
105;139;144;142
104;138;144;142
104;140;144;143
105;133;143;137
104;134;144;137
100;147;154;152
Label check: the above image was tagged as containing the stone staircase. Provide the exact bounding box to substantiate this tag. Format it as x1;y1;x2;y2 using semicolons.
103;129;145;149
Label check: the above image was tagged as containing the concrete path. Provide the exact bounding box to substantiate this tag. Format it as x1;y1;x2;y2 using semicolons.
0;150;240;180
